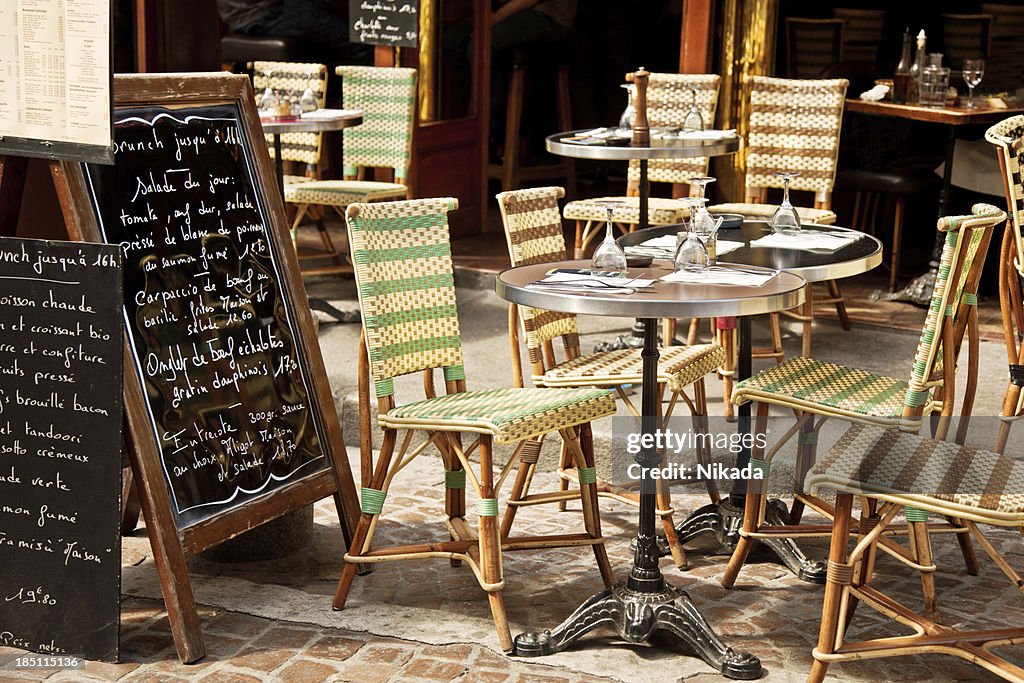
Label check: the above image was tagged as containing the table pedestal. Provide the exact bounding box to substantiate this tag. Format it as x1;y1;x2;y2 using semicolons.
512;319;761;680
668;316;826;583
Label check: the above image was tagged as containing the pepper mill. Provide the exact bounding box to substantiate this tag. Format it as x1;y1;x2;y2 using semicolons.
626;67;650;147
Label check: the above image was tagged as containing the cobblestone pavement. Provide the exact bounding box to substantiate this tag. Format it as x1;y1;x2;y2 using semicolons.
2;451;1024;682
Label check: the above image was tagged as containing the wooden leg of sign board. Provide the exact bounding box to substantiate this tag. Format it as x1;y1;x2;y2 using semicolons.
120;465;142;535
50;159;208;663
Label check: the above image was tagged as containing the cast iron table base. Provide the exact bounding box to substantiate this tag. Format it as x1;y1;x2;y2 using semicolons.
672;495;827;583
512;319;762;680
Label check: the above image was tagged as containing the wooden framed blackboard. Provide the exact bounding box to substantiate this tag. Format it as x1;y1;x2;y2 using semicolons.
54;73;359;664
349;0;419;47
0;237;123;663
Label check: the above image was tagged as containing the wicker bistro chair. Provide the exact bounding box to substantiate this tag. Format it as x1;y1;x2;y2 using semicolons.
987;116;1024;454
709;75;849;364
562;73;722;259
332;197;618;652
496;186;724;568
283;66;416;274
805;423;1024;682
722;204;1007;608
253;60;328;185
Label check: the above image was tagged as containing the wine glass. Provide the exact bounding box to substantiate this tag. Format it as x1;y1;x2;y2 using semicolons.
962;58;985;109
689;175;715;201
618;84;636;133
299;78;319;113
769;172;802;235
674;227;709;275
682;88;704;132
591;202;628;277
257;68;278;114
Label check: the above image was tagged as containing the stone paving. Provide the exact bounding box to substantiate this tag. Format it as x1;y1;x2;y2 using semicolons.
4;448;1024;682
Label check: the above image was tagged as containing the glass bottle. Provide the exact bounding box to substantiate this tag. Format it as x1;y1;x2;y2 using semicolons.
299;80;319;113
920;53;950;107
907;29;927;105
892;29;912;104
618;84;636;132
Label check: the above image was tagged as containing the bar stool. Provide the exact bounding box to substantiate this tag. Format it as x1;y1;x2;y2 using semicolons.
220;33;304;72
488;52;575;195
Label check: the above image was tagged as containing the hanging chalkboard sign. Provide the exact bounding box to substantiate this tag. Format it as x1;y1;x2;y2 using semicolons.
0;237;123;663
61;73;359;664
349;0;419;47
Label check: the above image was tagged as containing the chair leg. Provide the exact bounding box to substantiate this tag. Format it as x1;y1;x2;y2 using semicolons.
500;438;541;539
721;402;769;588
907;516;939;619
686;317;700;346
717;317;736;419
808;493;855;683
333;429;398;610
691;379;720;504
478;435;513;652
574;220;585;259
801;288;814;358
568;423;615;587
653;393;686;569
769;312;785;364
948;515;980;576
556;437;572;512
827;279;851;331
890;196;905;292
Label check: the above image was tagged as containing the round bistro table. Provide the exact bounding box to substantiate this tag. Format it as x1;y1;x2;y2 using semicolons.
260;111;363;195
496;260;806;679
619;221;883;581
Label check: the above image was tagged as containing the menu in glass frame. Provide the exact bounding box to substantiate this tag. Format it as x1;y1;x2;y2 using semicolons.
0;0;112;164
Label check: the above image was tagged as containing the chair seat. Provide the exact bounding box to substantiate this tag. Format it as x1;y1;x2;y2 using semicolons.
563;196;689;226
837;167;942;195
709;203;837;225
284;179;408;206
807;423;1024;526
381;387;616;444
283;174;314;186
221;33;303;64
538;343;724;392
733;356;930;427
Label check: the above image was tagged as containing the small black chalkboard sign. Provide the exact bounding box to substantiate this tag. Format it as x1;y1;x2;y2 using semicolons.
349;0;419;48
0;237;123;663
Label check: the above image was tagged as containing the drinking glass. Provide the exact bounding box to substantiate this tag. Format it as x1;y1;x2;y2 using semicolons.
962;58;985;108
618;84;636;132
682;89;704;132
257;68;279;113
299;79;319;113
674;228;709;274
769;172;802;235
689;175;715;200
591;202;628;277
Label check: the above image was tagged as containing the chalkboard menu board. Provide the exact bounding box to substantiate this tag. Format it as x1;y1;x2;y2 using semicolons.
0;237;123;662
349;0;418;47
84;105;328;527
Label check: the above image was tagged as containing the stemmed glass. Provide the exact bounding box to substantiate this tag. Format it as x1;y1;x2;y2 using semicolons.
690;175;715;201
769;172;802;235
618;84;636;133
962;58;985;109
299;78;319;113
682;89;704;132
257;68;279;113
591;202;628;277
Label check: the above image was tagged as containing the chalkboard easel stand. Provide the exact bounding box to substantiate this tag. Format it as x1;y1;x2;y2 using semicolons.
2;73;362;665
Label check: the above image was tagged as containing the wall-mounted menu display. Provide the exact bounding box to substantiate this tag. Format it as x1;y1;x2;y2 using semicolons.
0;237;123;662
0;0;112;163
349;0;418;47
84;105;327;528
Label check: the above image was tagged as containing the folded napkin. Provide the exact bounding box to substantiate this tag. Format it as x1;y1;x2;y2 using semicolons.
527;271;655;295
675;128;738;140
626;236;743;259
859;84;889;101
661;266;778;287
750;231;860;253
300;108;362;120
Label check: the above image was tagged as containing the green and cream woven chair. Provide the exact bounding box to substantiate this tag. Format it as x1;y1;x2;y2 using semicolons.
284;65;416;275
721;204;1007;611
562;73;722;259
986;115;1024;454
806;423;1024;682
497;186;724;569
253;60;328;187
332;197;617;653
710;75;850;363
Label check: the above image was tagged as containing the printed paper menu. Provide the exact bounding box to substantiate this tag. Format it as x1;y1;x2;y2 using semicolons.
0;0;110;156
